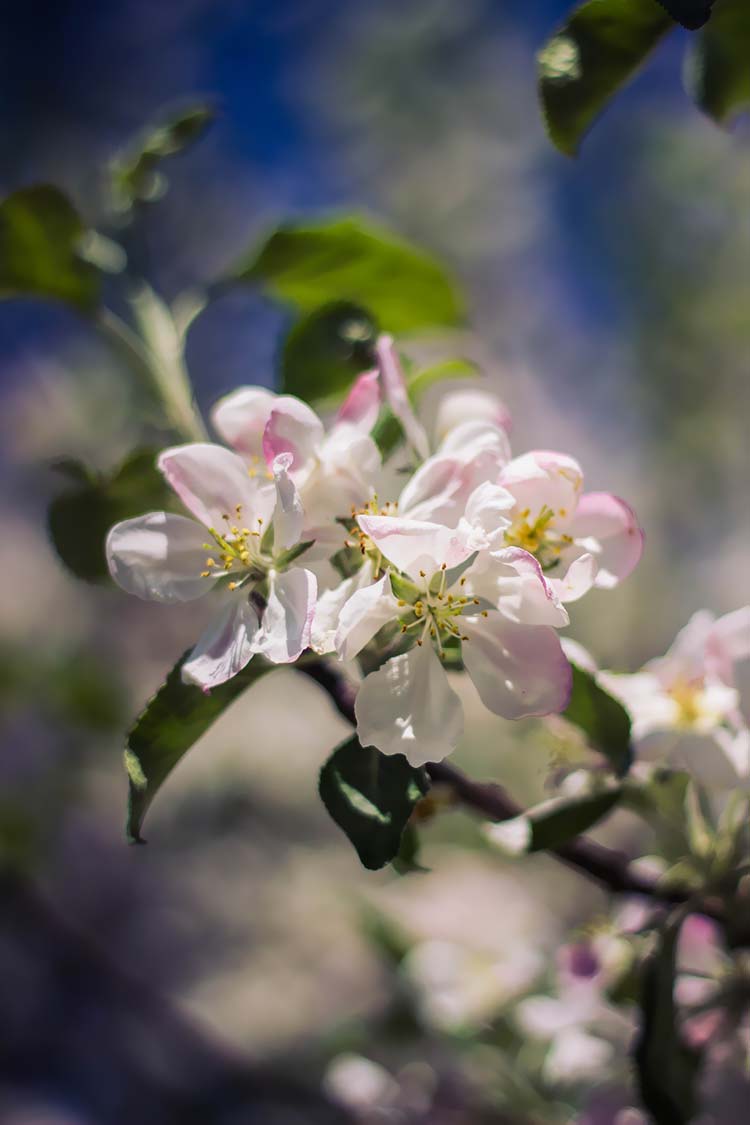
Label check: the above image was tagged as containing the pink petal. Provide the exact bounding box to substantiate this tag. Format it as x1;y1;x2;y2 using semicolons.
254;567;317;663
355;644;464;766
500;451;584;523
158;443;275;531
106;512;215;603
336;369;381;434
570;492;644;588
181;597;259;690
262;396;325;472
462;614;572;719
210;386;276;459
376;335;430;460
358;514;475;579
476;547;569;628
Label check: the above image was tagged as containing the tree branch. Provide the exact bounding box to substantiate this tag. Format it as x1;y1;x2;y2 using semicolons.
300;658;722;918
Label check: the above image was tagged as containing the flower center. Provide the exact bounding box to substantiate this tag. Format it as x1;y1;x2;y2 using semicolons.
200;505;268;590
669;679;706;728
397;567;486;658
504;505;573;570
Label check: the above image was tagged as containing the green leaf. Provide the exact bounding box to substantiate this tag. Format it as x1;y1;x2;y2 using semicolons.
657;0;714;29
408;357;479;402
684;0;750;123
634;914;702;1124
564;663;633;775
319;736;429;870
274;540;316;570
0;185;100;310
391;823;428;875
371;407;405;460
110;104;215;209
232;215;464;334
538;0;674;156
622;768;692;860
125;653;273;843
47;448;173;583
280;301;378;403
485;787;622;855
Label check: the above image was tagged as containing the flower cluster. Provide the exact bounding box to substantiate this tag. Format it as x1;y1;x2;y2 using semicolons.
107;338;644;766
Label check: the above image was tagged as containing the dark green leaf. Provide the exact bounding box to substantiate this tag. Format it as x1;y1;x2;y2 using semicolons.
564;663;633;775
110;104;215;209
391;823;428;875
274;540;316;570
319;736;429;869
0;185;100;310
635;914;702;1124
684;0;750;123
280;301;378;403
48;448;173;582
538;0;674;156
125;653;273;843
657;0;714;28
232;215;464;334
486;787;622;854
371;407;405;460
622;768;692;860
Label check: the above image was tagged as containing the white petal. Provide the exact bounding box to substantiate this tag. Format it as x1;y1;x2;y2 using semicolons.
472;547;569;628
597;672;678;739
335;572;400;661
271;452;304;550
713;725;750;779
355;645;464;767
438;418;511;467
434;387;512;442
463;481;515;543
311;567;373;655
500;450;583;522
254;567;317;663
548;552;597;603
462;614;572;719
262;396;325;473
210;386;276;459
158;443;275;531
106;512;213;603
376;335;430;460
543;1028;614;1085
358;514;474;579
181;597;259;689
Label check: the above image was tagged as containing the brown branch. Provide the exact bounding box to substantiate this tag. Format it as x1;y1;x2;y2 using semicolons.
300;658;722;919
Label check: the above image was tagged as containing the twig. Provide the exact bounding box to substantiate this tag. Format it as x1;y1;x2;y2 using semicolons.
299;658;722;919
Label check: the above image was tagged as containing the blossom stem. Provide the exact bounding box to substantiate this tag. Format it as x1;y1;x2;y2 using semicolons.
299;656;724;921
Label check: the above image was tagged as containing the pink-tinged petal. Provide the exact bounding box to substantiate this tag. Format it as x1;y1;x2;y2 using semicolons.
463;481;514;543
358;514;474;578
597;671;677;739
253;567;317;663
438;418;511;468
335;572;400;661
355;644;464;766
500;451;584;523
336;369;381;434
262;396;325;472
473;547;569;628
713;725;750;779
397;455;469;523
434;386;512;442
106;512;213;603
548;552;597;603
461;615;572;719
210;386;276;459
376;335;430;460
570;492;643;588
271;452;304;550
158;443;275;531
560;637;599;676
181;597;259;690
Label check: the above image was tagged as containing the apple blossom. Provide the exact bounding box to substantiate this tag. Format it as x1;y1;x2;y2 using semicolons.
497;451;644;603
599;608;750;779
212;380;382;552
106;443;317;690
320;482;572;766
433;384;512;443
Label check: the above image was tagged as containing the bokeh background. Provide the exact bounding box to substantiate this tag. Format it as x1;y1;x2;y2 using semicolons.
1;1;749;1121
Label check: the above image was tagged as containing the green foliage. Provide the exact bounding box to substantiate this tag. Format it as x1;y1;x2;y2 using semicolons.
407;357;478;401
281;301;378;403
486;786;622;854
634;913;701;1124
125;653;273;843
48;449;173;582
0;185;100;310
564;663;633;775
318;736;429;869
538;0;673;156
685;0;750;123
232;215;464;334
657;0;714;28
109;104;215;210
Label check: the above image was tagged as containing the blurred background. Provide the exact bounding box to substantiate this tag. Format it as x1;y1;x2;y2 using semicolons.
1;1;749;1121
